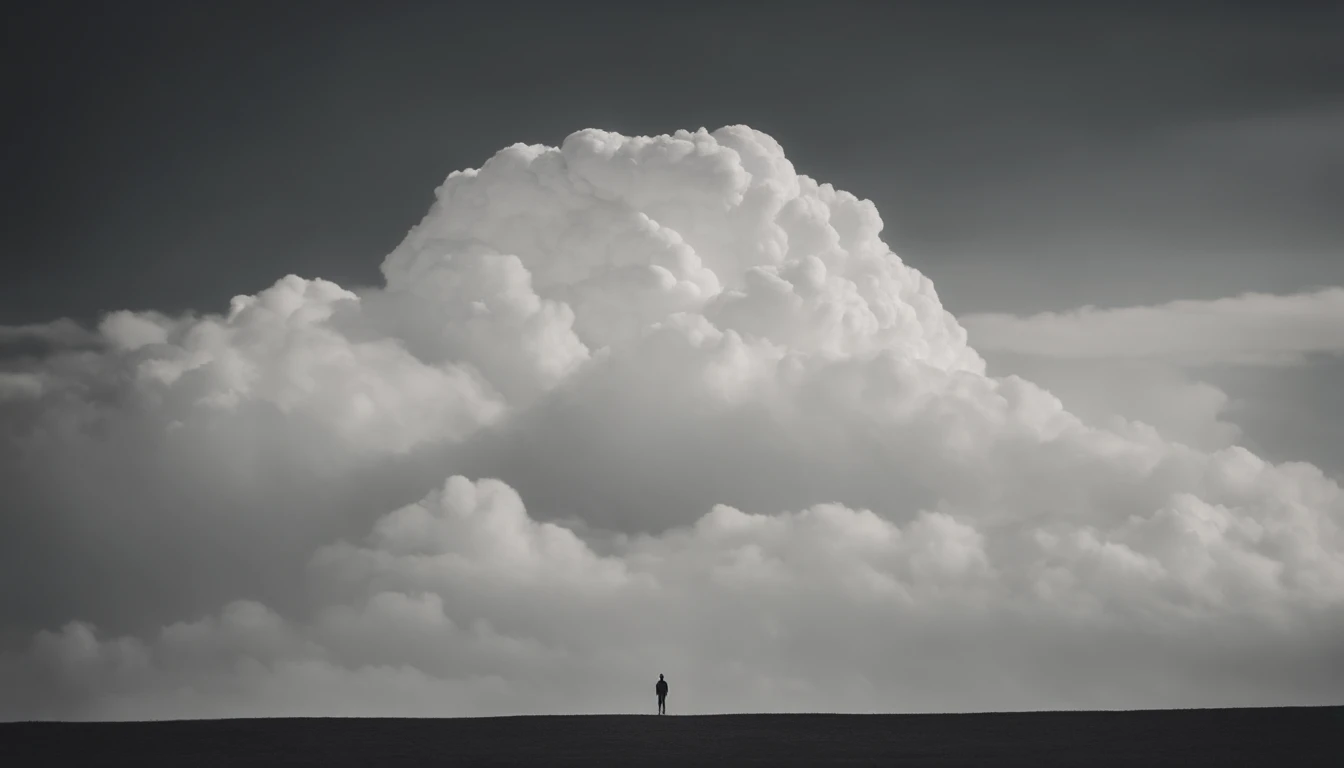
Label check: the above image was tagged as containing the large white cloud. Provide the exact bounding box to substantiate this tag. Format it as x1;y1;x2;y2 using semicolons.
1;127;1341;720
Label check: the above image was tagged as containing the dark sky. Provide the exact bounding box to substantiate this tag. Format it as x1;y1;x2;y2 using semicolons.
4;1;1342;324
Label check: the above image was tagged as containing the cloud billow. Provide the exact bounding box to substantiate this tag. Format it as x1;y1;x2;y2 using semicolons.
1;127;1341;720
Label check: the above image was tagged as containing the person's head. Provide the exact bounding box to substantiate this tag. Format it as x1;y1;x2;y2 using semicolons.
659;674;664;680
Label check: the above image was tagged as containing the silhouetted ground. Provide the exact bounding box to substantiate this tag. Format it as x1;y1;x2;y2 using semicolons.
3;706;1340;766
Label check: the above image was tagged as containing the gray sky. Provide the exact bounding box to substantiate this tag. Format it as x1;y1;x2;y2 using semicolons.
2;2;1342;719
5;2;1341;323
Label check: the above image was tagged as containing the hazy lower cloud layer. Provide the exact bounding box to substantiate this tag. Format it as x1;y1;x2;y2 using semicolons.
2;127;1342;720
962;289;1344;366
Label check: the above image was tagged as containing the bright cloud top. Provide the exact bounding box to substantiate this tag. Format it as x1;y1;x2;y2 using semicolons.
1;127;1341;720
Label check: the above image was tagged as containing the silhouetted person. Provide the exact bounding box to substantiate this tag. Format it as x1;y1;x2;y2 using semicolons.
655;674;668;715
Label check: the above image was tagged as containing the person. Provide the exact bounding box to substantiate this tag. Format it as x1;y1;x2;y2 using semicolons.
655;674;669;715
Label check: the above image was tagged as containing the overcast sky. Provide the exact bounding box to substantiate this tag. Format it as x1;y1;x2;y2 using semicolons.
2;2;1342;719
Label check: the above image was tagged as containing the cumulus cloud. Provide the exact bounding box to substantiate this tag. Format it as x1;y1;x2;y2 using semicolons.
2;127;1342;720
961;288;1344;366
963;358;1246;453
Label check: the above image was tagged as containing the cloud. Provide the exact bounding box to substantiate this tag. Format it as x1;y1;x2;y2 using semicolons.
966;357;1245;453
0;318;103;361
2;127;1342;719
961;288;1344;366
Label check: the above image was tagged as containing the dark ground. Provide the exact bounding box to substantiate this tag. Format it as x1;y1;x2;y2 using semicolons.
2;707;1341;766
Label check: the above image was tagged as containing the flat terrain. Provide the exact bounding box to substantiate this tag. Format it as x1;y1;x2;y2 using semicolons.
3;706;1340;766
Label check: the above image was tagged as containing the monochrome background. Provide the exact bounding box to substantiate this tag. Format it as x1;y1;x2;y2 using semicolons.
3;2;1341;718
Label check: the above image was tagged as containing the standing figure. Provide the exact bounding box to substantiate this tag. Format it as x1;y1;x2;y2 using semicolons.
655;674;669;715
